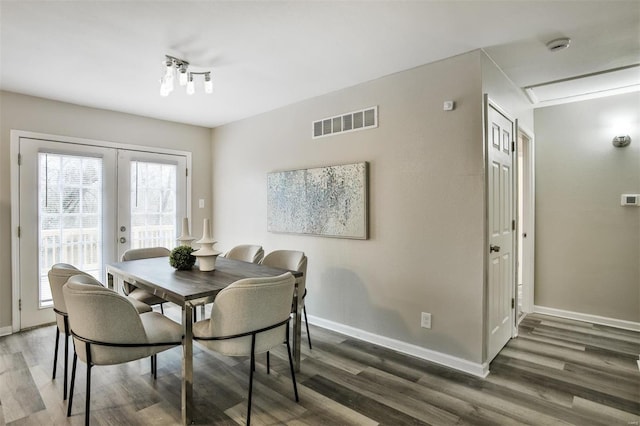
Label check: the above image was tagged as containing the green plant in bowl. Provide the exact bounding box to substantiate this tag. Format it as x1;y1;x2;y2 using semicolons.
170;245;196;270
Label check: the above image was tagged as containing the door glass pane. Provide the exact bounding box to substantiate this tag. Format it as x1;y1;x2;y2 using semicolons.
39;153;103;307
130;161;177;249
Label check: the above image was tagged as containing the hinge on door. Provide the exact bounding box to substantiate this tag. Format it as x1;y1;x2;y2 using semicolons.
511;298;515;309
17;153;22;166
511;141;515;152
17;226;21;238
186;168;189;177
19;299;22;311
512;220;515;231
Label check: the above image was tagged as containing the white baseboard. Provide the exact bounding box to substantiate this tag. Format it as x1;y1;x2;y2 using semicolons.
0;325;13;337
533;305;640;332
306;314;489;378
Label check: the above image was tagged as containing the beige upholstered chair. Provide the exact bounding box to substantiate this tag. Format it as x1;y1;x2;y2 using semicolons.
47;263;151;400
193;273;299;425
261;250;312;349
63;274;182;425
121;247;171;313
224;244;265;264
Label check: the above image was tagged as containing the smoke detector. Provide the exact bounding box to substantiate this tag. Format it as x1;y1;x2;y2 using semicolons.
546;37;571;52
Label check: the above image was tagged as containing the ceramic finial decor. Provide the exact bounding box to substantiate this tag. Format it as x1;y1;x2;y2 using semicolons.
192;218;221;271
177;217;196;247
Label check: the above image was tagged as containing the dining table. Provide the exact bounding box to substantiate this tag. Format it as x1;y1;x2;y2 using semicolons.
106;255;304;425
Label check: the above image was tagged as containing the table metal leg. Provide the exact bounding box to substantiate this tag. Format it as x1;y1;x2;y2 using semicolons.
182;303;194;425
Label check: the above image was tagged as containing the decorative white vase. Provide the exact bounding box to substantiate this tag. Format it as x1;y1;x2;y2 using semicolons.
192;218;221;271
176;217;196;247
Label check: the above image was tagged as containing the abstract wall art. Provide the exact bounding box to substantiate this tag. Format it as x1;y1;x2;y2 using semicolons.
267;162;368;239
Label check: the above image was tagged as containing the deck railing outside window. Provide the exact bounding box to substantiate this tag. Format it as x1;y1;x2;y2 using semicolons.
39;225;175;307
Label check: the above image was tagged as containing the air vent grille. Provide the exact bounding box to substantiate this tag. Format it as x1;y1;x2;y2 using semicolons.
313;106;378;139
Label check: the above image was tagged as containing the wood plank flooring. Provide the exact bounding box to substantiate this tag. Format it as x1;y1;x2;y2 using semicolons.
0;312;638;425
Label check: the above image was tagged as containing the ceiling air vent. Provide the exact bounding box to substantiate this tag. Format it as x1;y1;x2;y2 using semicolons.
313;106;378;139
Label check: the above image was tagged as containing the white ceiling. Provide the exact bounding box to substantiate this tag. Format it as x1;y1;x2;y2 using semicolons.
1;1;638;128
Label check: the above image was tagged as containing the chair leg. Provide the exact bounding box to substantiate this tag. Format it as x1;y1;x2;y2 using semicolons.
160;303;164;315
63;315;70;400
85;342;92;426
63;330;69;400
266;351;270;374
285;332;299;402
67;352;77;417
303;305;312;350
151;354;157;379
52;328;59;380
85;363;92;426
247;334;256;426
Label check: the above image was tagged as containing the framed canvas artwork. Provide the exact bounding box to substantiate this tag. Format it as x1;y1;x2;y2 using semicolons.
267;162;368;239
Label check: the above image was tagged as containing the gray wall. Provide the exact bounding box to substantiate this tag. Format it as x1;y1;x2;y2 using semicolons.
0;91;212;329
535;92;640;322
211;50;501;364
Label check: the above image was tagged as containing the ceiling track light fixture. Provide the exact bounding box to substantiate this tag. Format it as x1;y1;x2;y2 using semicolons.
160;55;213;97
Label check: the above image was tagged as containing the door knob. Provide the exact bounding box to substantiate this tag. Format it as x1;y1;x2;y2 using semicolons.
120;237;127;244
490;244;501;253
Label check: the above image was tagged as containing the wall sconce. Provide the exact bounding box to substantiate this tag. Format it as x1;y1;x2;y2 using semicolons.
612;135;631;147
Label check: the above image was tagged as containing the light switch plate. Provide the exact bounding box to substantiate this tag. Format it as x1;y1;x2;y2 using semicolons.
421;312;432;329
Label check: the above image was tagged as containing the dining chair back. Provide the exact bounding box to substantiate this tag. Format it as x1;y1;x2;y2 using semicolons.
63;274;182;425
224;244;265;264
121;247;171;313
193;272;298;425
261;250;312;349
47;263;150;402
47;264;96;400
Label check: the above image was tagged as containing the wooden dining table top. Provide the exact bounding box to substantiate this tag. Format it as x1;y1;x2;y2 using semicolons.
106;255;302;306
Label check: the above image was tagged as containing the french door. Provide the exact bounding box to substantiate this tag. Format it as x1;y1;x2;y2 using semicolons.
116;150;186;259
18;137;187;329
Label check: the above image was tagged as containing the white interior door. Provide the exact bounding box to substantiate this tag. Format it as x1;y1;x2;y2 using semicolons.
18;138;117;328
487;101;516;363
18;137;188;330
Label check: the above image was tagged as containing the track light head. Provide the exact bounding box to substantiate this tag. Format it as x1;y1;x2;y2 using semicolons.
204;72;213;94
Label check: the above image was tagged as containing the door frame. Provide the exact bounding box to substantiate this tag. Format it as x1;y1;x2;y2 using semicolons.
516;124;535;316
10;130;192;332
482;95;517;364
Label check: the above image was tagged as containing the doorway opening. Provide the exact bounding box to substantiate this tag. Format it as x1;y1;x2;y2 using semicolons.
516;128;535;320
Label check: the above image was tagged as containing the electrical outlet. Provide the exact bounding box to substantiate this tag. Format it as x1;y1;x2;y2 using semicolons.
421;312;431;329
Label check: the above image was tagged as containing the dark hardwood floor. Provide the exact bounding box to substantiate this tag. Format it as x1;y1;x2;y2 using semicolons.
0;312;638;425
